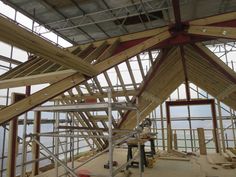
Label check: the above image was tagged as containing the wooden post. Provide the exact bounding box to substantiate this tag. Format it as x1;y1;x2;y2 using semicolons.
167;125;172;152
32;111;41;176
197;128;207;155
160;104;165;150
210;101;220;153
166;102;172;152
184;130;187;151
173;131;178;150
225;133;229;149
6;93;25;177
217;100;226;153
193;129;197;151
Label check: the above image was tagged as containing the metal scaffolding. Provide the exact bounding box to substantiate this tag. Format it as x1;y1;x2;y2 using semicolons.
27;88;142;177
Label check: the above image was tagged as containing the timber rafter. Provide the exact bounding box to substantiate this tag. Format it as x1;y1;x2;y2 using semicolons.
0;3;236;132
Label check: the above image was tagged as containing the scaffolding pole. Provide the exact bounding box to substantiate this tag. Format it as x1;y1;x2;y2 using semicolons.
27;87;140;177
55;101;59;177
108;88;113;177
33;138;77;177
160;103;165;150
230;109;236;147
136;98;142;177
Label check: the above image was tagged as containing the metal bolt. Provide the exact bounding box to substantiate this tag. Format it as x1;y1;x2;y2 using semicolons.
222;30;227;35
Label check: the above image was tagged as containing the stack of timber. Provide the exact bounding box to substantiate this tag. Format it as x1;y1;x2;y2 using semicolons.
157;150;190;161
207;153;236;169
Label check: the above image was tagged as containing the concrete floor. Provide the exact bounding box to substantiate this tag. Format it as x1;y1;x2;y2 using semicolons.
36;148;236;177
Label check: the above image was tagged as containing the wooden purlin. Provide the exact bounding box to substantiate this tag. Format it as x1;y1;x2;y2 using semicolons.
114;66;130;101
184;44;236;110
92;77;118;128
1;11;236;83
0;29;171;125
103;71;124;110
63;90;106;148
61;88;105;149
0;55;68;87
95;39;120;63
13;58;47;78
0;57;38;80
102;70;127;125
53;90;137;101
26;60;55;76
0;70;75;89
69;44;118;130
126;60;138;90
0;16;98;76
119;48;173;127
4;11;235;89
0;55;22;65
120;48;185;129
74;83;112;130
193;43;236;84
122;70;184;129
137;55;145;79
84;41;108;63
60;96;101;150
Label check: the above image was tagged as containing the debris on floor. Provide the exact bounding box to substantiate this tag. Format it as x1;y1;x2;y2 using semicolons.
207;153;236;169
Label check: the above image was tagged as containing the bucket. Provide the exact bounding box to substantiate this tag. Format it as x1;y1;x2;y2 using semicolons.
76;169;91;177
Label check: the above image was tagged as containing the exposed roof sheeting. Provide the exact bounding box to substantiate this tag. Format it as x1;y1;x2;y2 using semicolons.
4;0;236;44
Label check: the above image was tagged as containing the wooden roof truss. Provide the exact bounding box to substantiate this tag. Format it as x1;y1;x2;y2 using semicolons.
0;5;236;148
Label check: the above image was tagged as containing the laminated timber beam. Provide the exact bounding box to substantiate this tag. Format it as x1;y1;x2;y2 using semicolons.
73;26;168;49
217;84;236;100
72;11;236;51
0;30;171;125
52;90;138;101
0;55;22;65
188;25;236;40
119;48;176;127
0;15;98;76
0;69;75;89
7;93;25;177
191;43;236;84
189;12;236;26
32;111;41;176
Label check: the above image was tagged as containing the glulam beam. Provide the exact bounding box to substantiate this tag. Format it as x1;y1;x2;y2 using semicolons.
190;12;236;25
191;43;236;84
188;25;236;40
53;90;137;101
0;15;98;76
72;26;168;49
0;29;171;125
0;69;75;89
